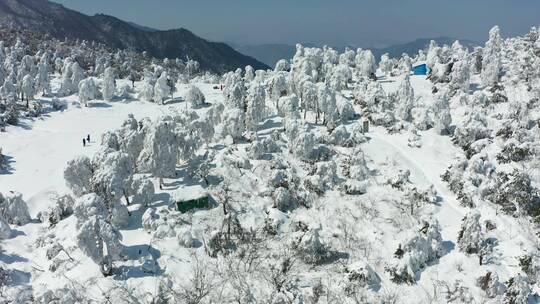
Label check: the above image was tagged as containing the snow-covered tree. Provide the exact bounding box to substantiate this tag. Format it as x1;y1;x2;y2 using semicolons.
220;108;245;141
153;71;170;105
432;89;452;134
450;54;472;93
275;59;290;72
245;82;266;133
457;211;483;254
1;78;17;103
77;215;122;275
21;74;35;107
244;65;254;82
394;74;415;122
185;85;205;107
481;26;503;87
138;77;154;102
0;191;31;225
356;49;376;78
137;117;178;178
503;275;531;304
70;62;85;93
78;77;97;107
379;53;393;76
102;67;116;101
295;224;330;264
64;155;94;196
267;72;288;112
90;150;134;203
35;53;51;95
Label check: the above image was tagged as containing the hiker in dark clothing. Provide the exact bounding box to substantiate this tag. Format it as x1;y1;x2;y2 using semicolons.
87;134;90;142
83;138;86;147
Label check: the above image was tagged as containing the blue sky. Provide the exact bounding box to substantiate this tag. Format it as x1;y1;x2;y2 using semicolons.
55;0;540;47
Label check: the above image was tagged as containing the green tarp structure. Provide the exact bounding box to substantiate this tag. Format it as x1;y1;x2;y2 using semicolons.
176;196;210;213
172;185;210;213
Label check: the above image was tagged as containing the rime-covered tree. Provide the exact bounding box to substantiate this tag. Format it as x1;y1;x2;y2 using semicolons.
0;191;31;225
64;155;94;196
481;26;503;87
102;67;116;101
245;82;266;133
153;71;170;105
356;49;376;78
78;77;97;107
394;74;415;122
21;74;35;108
457;211;484;255
379;53;393;76
185;85;205;107
137;117;178;179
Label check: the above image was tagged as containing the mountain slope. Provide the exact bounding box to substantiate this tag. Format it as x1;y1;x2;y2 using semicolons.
0;0;269;72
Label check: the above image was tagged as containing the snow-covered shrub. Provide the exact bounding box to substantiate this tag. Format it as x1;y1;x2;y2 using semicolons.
312;160;338;190
496;139;532;163
64;155;94;197
452;108;490;150
28;101;42;117
0;191;31;225
34;287;90;304
291;131;316;161
273;187;295;212
328;125;352;147
51;97;67;111
337;98;355;122
185;85;205;107
407;129;422;148
411;107;433;131
457;211;484;254
344;260;380;290
37;194;73;227
484;170;540;219
177;229;196;248
503;275;531;304
90;150;133;202
294;225;330;264
476;272;504;298
386;219;444;284
347;147;370;181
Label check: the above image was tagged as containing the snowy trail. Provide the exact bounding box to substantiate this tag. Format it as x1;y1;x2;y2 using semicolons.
0;83;223;216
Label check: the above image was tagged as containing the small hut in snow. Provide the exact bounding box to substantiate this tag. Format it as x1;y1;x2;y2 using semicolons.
412;62;427;75
172;185;210;213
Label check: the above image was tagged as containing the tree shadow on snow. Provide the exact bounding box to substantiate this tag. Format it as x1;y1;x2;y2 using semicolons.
88;102;112;108
9;228;26;239
115;244;164;279
2;269;31;286
163;97;184;105
0;251;29;264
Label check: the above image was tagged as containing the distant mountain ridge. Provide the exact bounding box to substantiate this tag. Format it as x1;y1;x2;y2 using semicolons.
232;37;480;67
0;0;269;73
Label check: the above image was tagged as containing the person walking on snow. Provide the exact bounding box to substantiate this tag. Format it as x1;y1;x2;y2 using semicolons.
83;138;86;147
87;134;90;142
